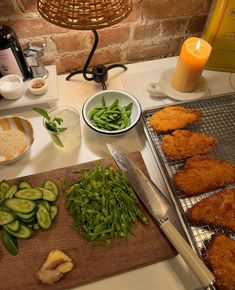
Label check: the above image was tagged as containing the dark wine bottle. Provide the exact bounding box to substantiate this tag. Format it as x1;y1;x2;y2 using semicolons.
0;24;30;80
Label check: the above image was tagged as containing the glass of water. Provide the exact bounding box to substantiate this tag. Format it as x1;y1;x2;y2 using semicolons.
44;106;81;150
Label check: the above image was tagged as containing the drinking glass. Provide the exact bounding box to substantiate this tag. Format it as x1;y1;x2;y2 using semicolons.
44;106;81;150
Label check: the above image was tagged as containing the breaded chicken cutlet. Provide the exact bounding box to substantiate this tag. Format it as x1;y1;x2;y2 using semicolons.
149;106;202;133
174;156;235;196
202;234;235;290
161;130;216;160
187;189;235;232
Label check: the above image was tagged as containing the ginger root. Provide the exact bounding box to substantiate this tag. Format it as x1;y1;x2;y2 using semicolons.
36;249;74;285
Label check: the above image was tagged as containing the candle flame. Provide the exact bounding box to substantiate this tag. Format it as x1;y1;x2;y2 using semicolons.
195;39;200;52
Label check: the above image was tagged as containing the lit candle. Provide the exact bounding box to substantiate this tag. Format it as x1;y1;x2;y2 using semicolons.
171;37;212;92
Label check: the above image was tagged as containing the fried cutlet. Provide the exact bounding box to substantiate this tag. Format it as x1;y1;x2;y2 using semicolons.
187;189;235;232
202;234;235;290
161;130;216;160
149;106;202;133
174;156;235;196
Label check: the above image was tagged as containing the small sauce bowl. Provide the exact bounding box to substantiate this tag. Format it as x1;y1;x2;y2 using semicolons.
0;74;24;99
28;78;48;95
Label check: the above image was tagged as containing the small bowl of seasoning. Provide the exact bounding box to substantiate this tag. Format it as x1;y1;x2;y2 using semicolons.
28;77;48;96
0;74;24;99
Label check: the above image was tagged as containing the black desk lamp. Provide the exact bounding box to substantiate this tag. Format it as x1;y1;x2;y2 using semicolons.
37;0;133;90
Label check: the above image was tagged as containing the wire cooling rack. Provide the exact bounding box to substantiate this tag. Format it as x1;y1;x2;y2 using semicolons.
142;92;235;255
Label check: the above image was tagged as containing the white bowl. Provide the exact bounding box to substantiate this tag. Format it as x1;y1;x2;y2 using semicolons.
0;116;34;164
0;74;24;99
28;77;48;95
82;89;142;135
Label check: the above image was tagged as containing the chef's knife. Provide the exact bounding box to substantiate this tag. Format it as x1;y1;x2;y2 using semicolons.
107;143;215;289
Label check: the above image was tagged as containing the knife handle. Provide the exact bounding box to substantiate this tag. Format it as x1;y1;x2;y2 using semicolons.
160;220;215;288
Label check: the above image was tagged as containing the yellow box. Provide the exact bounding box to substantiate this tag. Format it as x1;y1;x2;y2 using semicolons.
202;0;235;72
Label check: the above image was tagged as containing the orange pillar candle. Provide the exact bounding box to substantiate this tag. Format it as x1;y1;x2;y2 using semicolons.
171;37;212;92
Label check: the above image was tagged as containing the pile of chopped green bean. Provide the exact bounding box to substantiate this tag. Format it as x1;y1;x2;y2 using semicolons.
88;97;133;131
66;165;148;243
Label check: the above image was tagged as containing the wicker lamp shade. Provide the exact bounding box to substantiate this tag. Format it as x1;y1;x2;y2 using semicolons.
37;0;132;30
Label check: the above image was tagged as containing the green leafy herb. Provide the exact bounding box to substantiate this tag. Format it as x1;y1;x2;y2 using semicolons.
61;176;68;192
66;164;148;243
73;168;90;173
33;107;67;133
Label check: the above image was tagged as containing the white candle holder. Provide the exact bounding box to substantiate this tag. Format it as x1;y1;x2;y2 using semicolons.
146;68;209;101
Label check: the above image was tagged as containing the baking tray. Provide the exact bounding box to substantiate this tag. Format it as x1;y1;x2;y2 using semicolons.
142;92;235;255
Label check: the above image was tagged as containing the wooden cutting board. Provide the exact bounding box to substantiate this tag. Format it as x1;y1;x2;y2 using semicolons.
0;152;176;290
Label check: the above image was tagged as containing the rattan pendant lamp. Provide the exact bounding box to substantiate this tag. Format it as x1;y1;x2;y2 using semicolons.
37;0;132;89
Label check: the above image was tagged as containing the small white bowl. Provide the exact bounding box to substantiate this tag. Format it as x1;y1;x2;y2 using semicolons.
28;78;48;95
0;116;34;164
0;74;24;99
82;89;142;135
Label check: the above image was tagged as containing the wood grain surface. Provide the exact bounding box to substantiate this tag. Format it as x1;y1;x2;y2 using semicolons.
0;152;176;290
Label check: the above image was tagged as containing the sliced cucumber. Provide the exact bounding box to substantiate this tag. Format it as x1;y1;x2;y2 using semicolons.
2;230;18;256
19;181;32;189
4;223;32;239
36;204;52;229
20;216;35;225
15;188;42;200
39;200;50;210
1;178;59;256
6;220;20;232
0;210;15;226
16;210;35;220
5;184;18;198
5;198;36;214
0;180;10;199
37;187;58;202
50;204;59;220
43;180;59;196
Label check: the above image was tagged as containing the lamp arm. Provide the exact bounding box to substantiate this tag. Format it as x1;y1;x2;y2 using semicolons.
83;29;99;81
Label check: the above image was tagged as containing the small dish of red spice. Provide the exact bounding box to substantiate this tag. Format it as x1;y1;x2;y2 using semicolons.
28;77;48;96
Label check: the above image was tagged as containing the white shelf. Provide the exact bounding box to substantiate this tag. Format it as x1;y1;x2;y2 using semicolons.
0;65;59;110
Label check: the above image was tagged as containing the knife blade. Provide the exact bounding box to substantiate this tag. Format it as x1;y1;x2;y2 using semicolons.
107;143;215;289
107;143;180;227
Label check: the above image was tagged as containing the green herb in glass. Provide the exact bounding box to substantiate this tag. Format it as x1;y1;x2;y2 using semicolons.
33;107;67;147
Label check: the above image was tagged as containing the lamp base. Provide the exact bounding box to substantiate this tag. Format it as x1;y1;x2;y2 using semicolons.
146;68;209;101
65;29;127;90
66;63;127;90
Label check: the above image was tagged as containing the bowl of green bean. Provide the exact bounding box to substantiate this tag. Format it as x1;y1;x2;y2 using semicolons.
82;89;142;135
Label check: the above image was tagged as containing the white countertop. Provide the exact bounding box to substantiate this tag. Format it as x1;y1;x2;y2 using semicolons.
0;56;234;290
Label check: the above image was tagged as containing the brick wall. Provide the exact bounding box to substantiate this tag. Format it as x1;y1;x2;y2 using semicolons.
0;0;212;75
